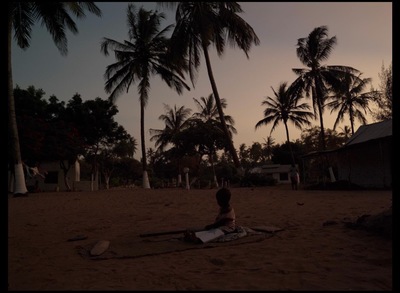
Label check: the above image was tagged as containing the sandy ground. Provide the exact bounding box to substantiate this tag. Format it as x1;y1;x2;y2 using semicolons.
8;185;392;291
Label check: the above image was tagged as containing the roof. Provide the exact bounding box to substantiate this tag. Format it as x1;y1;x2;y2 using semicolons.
301;119;392;159
344;119;392;147
301;149;337;158
250;164;294;174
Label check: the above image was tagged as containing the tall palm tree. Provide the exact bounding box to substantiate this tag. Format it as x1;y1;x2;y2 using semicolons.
158;2;260;168
291;25;360;150
255;82;313;164
8;2;102;195
326;73;375;135
100;4;190;188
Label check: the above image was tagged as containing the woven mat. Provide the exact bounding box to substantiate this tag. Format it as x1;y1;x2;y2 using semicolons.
76;227;279;261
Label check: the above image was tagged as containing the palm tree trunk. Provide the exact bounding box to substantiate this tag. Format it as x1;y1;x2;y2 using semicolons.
104;175;110;189
8;17;28;195
140;98;150;188
177;158;182;187
60;161;72;191
202;44;241;168
284;122;296;165
317;101;326;150
349;108;355;135
314;86;326;150
209;151;219;188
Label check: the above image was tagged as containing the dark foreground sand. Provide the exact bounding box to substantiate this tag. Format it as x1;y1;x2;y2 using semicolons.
8;185;392;290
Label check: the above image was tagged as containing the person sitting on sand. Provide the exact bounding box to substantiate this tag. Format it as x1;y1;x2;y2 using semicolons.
185;187;236;242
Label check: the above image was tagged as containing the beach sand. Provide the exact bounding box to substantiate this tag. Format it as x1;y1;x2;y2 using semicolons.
8;185;392;290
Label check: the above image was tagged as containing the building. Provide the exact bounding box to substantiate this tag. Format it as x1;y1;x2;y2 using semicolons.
302;119;392;189
334;119;392;188
249;164;298;184
9;159;98;193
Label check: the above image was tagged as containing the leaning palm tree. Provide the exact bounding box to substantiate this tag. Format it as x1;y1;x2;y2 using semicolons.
255;82;314;164
158;2;260;168
326;73;375;135
8;2;102;195
100;4;190;188
149;104;192;186
291;25;360;151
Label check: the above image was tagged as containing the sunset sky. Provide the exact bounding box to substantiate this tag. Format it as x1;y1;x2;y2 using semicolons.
11;2;392;160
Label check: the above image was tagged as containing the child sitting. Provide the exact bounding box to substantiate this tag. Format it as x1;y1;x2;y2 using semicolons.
184;187;236;242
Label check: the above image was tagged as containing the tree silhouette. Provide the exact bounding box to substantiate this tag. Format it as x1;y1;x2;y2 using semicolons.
291;25;360;150
101;4;190;188
158;2;260;168
8;2;101;195
326;73;375;135
255;82;313;164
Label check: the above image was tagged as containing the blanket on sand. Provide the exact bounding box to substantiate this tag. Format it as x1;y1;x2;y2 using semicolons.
76;226;282;261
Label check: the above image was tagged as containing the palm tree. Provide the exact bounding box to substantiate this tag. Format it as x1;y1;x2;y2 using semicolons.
149;104;192;186
8;2;102;195
291;25;360;150
262;136;275;162
238;143;250;167
192;93;237;187
149;104;192;152
326;73;375;135
158;2;260;168
192;94;237;135
255;82;313;164
100;4;190;188
338;125;352;141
